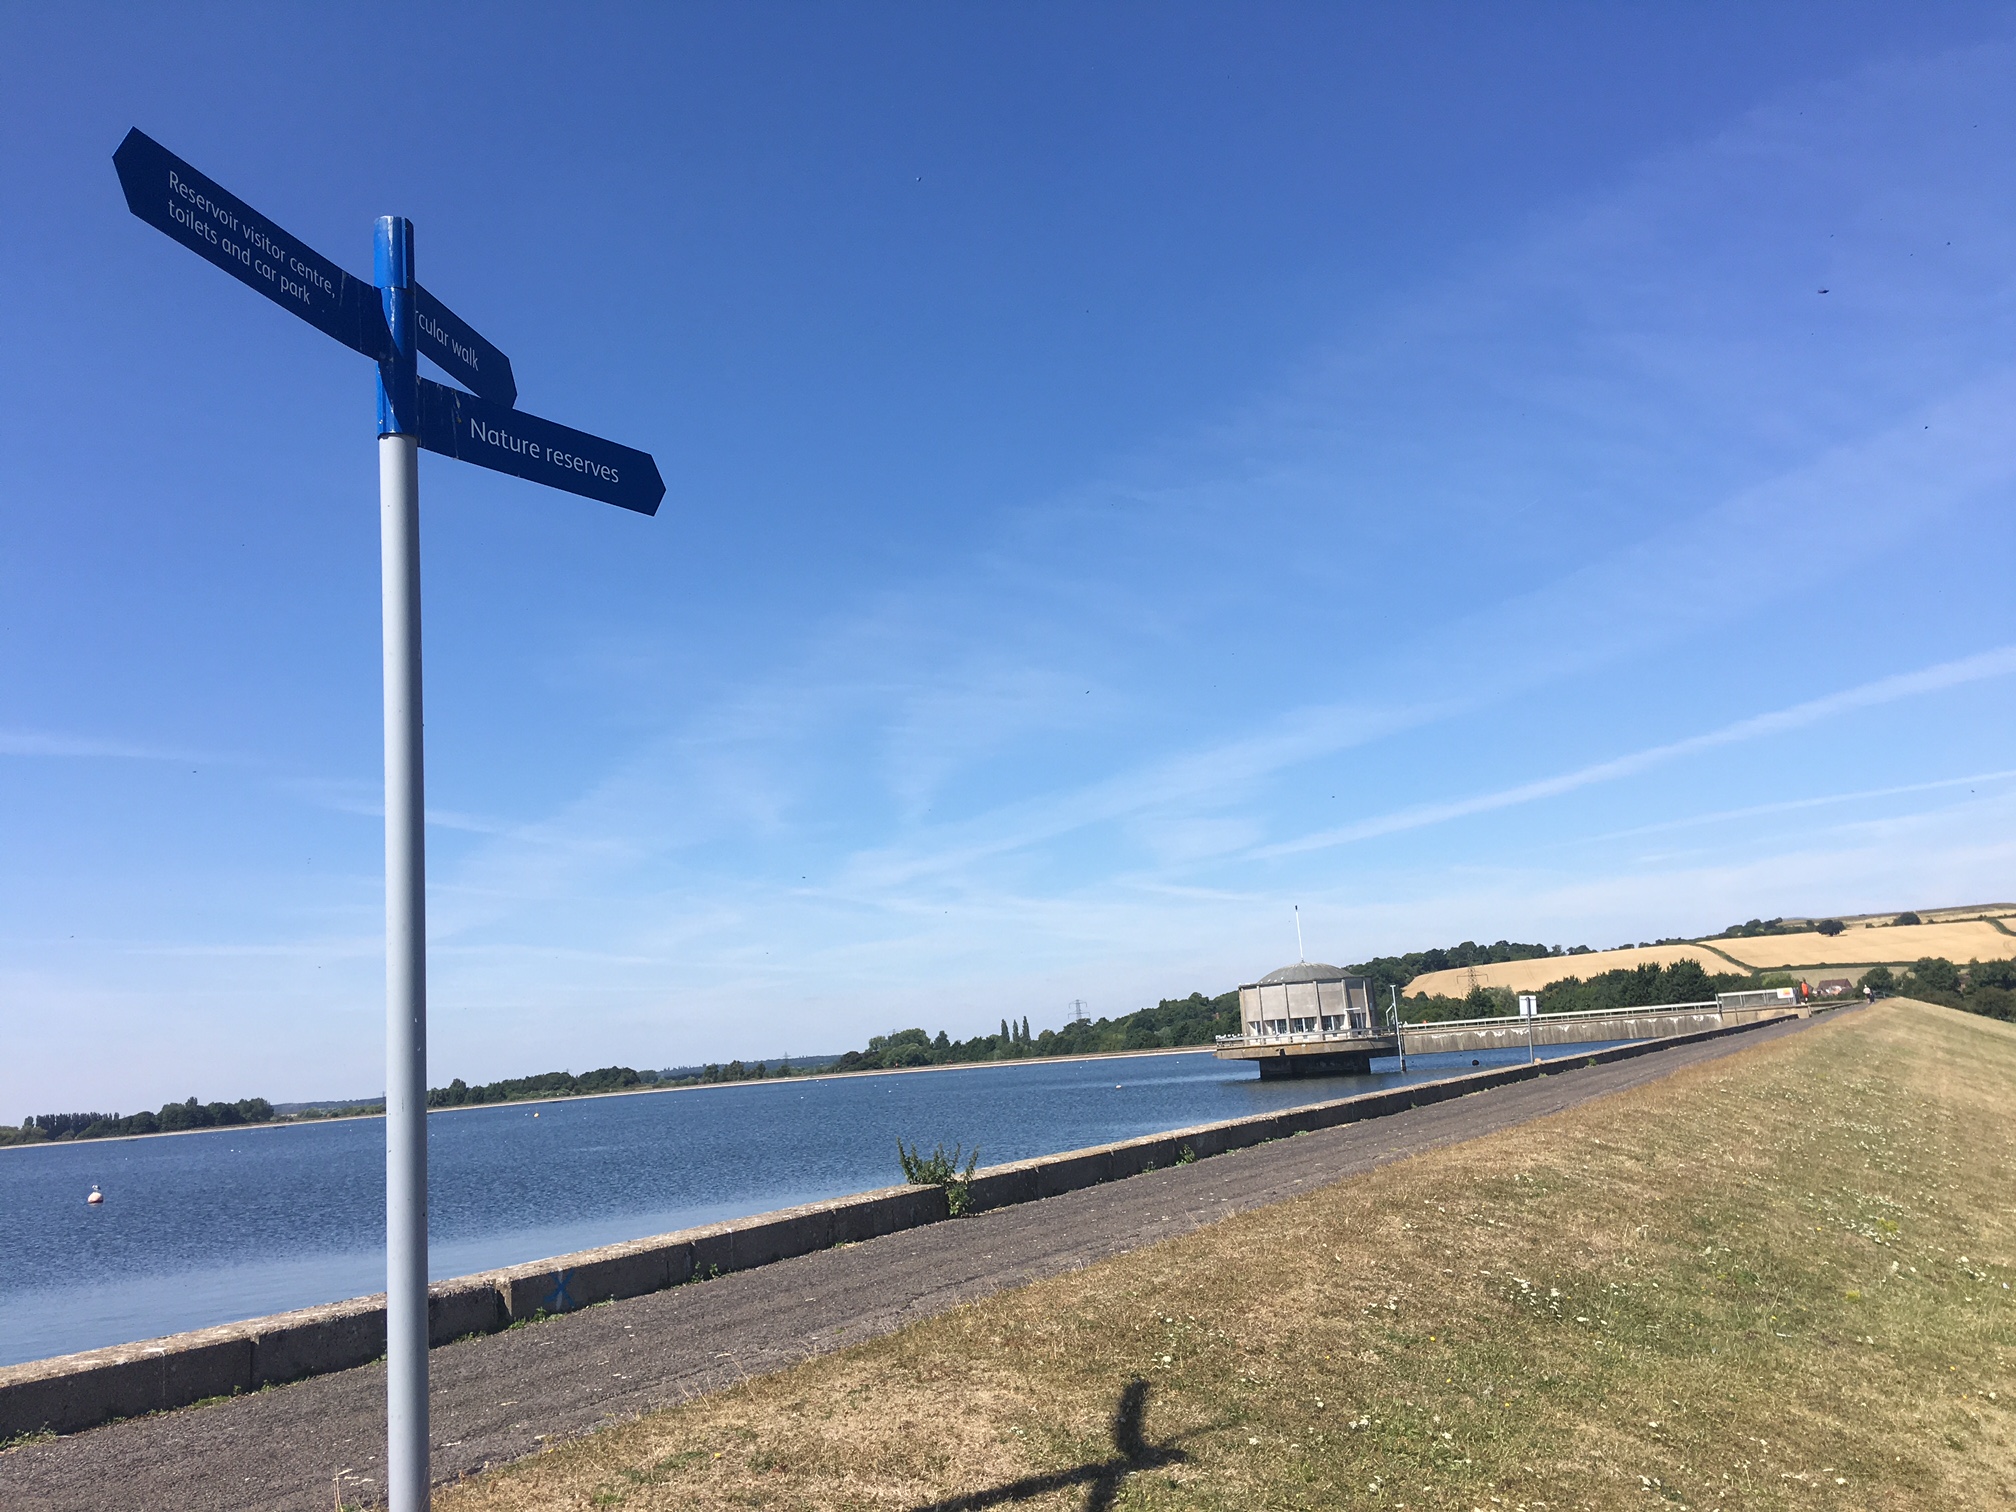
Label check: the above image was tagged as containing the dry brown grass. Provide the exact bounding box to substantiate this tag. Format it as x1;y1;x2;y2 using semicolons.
439;1002;2016;1511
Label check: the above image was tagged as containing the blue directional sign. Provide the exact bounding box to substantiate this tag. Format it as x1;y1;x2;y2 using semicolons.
114;129;661;513
416;379;664;514
113;129;390;361
413;283;516;406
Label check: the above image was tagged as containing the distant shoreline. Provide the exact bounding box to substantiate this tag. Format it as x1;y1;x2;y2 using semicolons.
0;1043;1220;1153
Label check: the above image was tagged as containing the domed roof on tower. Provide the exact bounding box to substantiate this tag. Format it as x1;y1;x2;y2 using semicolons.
1253;962;1349;985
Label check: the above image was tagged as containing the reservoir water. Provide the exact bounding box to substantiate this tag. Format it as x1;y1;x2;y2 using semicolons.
0;1042;1611;1366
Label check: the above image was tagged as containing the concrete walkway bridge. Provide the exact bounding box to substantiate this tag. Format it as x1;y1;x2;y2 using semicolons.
1216;988;1807;1079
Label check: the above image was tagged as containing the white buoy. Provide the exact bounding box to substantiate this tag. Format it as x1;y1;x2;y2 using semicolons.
86;1185;104;1205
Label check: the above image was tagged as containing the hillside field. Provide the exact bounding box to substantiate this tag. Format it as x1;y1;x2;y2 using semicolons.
1711;918;2014;970
1409;916;2016;998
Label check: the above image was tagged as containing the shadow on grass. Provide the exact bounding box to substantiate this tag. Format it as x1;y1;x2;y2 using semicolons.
910;1378;1192;1511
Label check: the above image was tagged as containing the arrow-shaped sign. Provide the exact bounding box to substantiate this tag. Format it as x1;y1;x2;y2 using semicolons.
413;283;516;406
416;378;664;514
114;130;658;516
112;128;390;361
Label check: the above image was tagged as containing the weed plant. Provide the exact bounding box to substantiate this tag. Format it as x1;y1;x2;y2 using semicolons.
898;1139;981;1216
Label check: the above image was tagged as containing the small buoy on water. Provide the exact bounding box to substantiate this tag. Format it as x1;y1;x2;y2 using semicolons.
1472;1059;1480;1066
1115;1084;1122;1090
86;1185;104;1206
532;1111;539;1118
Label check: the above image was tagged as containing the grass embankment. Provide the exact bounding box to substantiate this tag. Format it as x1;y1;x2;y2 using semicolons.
441;1002;2015;1510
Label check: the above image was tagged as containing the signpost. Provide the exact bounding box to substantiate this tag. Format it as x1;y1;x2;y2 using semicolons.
416;379;662;513
113;129;390;361
1390;984;1405;1072
413;284;516;405
114;128;663;1512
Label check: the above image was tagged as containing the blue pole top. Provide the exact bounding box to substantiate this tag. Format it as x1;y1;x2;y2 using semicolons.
376;217;417;437
374;216;413;290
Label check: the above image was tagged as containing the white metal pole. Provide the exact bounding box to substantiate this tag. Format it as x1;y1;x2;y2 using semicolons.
377;215;430;1512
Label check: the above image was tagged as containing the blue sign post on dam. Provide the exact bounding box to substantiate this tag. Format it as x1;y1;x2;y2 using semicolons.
113;126;663;1512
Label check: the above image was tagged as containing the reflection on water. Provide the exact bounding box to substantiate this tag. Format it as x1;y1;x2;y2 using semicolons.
0;1040;1612;1364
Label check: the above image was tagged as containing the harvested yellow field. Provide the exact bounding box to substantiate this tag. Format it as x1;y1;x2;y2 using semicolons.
1407;943;1738;998
1905;903;2016;923
1406;919;2016;996
1714;919;2016;970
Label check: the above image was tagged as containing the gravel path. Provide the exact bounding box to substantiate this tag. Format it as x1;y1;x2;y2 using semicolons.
0;1015;1821;1510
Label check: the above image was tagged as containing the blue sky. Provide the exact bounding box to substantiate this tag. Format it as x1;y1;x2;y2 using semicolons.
5;4;2016;1113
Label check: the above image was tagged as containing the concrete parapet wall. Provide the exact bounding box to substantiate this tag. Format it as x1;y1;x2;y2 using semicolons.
0;1012;1793;1441
1394;1003;1802;1060
968;1011;1795;1211
1403;1009;1728;1057
1;1180;944;1440
427;1280;506;1348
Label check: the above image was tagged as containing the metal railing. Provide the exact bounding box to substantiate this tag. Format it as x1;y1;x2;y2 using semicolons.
1392;999;1721;1033
1215;1023;1393;1048
1216;999;1727;1050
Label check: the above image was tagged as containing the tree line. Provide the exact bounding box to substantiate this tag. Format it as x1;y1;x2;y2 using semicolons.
427;1065;670;1106
1397;958;1792;1022
1709;912;1921;939
1347;939;1570;1001
427;1056;838;1102
0;1096;276;1146
822;994;1243;1073
14;939;2007;1144
799;952;1791;1070
1863;957;2015;1021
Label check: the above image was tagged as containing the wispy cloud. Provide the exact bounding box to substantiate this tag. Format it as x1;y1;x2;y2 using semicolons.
1568;768;2016;847
0;729;223;762
1252;647;2016;859
278;774;590;842
816;370;2016;894
832;697;1458;891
